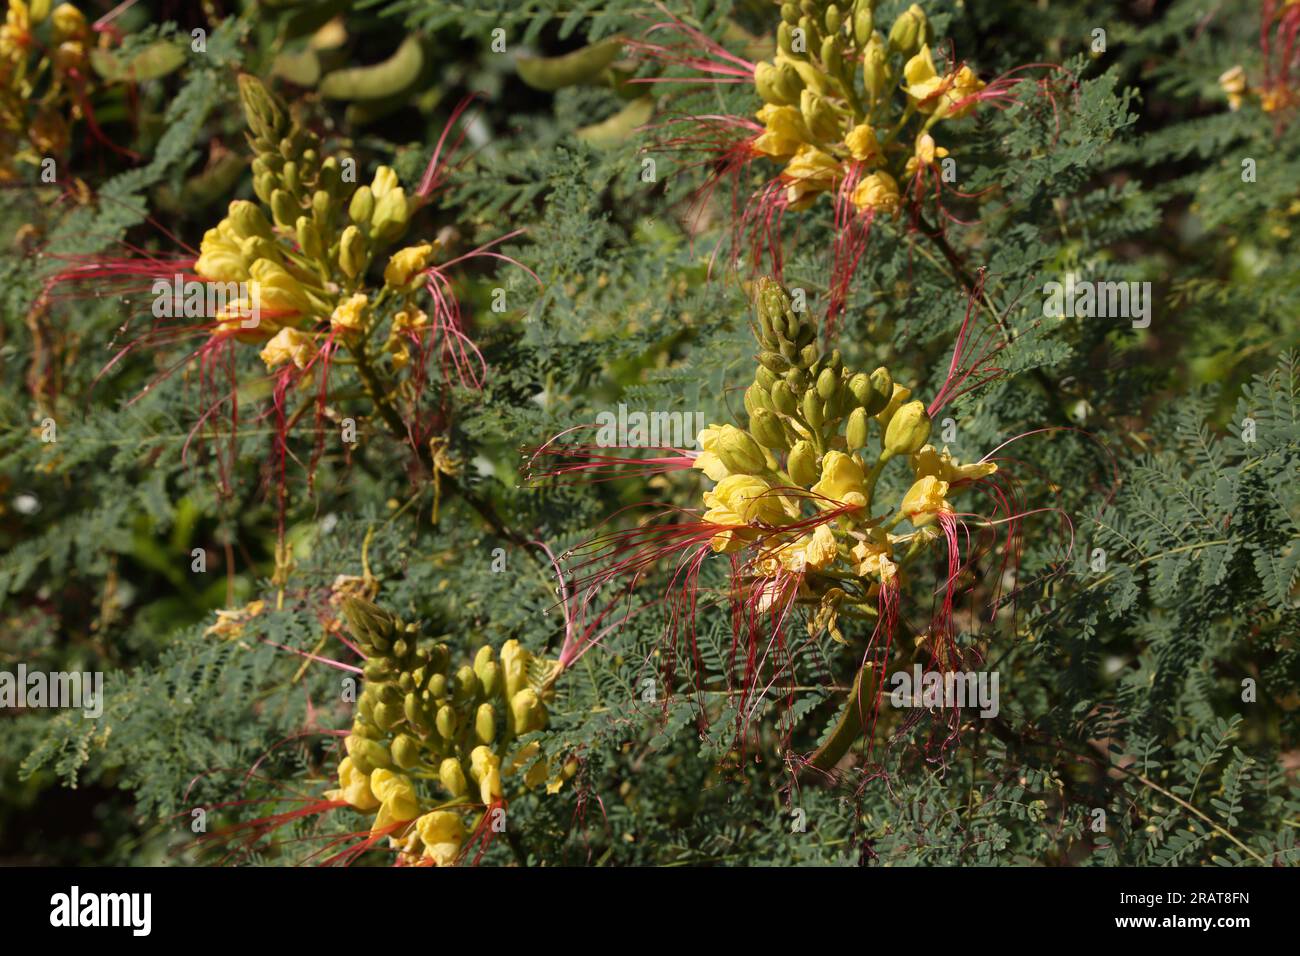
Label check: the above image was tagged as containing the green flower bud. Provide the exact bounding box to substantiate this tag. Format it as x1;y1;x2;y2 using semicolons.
478;660;501;699
373;700;402;732
868;367;893;412
787;440;819;486
749;408;788;450
816;366;840;401
802;388;824;429
774;61;804;104
318;157;341;196
853;0;875;46
510;688;547;735
228;200;274;241
862;34;889;100
825;4;843;34
348;185;374;224
846;407;869;450
475;703;497;744
821;34;843;79
253;171;277;206
714;424;768;474
888;4;927;56
473;645;495;682
345;734;392;774
370;187;410;243
392;734;421;770
745;382;774;416
339;225;366;279
771;380;798;416
755;61;797;106
883;400;932;456
435;703;458;739
755;366;778;389
427;672;447;698
238;74;286;146
341;598;394;652
781;2;801;24
439;757;469;797
281;160;299;195
800;88;842;142
270;189;297;229
296;217;322;261
759;350;792;374
403;691;425;728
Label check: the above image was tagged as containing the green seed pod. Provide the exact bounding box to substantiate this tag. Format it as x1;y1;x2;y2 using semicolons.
883;400;932;457
475;703;497;744
802;389;824;429
787;440;819;486
816;366;839;401
391;734;421;770
321;35;425;101
846;407;869;450
339;225;365;279
770;380;798;416
435;704;458;740
749;408;788;450
348;185;374;224
439;757;469;798
515;37;623;92
868;367;893;413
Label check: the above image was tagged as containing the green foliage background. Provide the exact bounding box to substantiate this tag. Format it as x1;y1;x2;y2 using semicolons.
0;0;1296;866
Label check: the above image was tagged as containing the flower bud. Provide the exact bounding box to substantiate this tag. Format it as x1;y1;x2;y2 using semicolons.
799;88;842;143
755;61;797;106
51;4;87;41
478;660;501;698
338;225;366;278
370;187;410;242
816;366;840;401
749;408;788;450
868;367;893;411
348;185;374;224
883;400;931;457
770;380;798;416
510;688;547;735
475;703;497;744
340;598;394;652
861;34;889;101
787;440;819;486
383;243;433;289
238;74;286;146
296;217;323;261
435;703;458;739
501;640;532;699
744;382;774;416
888;4;928;56
345;734;392;774
439;757;469;797
229;200;274;241
846;407;869;450
391;733;422;770
270;189;297;229
852;0;875;46
713;424;767;475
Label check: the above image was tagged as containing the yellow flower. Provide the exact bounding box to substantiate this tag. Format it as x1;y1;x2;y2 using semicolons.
903;132;949;178
324;756;380;811
753;104;808;159
370;165;399;199
900;475;952;527
939;65;986;119
249;258;313;319
258;326;315;370
415;811;465;866
851;170;901;215
851;529;898;582
844;123;881;163
874;383;912;426
383;243;433;289
694;424;766;480
777;523;839;572
904;46;945;108
910;444;998;483
194;226;248;284
469;745;503;805
702;474;788;552
369;768;421;833
1219;65;1247;111
782;145;841;210
809;450;869;509
329;292;368;335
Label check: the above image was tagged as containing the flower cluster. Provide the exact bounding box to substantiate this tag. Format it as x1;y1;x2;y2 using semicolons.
0;0;94;180
327;598;567;866
1219;1;1300;117
695;276;996;610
